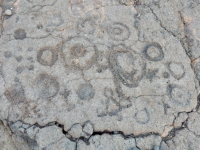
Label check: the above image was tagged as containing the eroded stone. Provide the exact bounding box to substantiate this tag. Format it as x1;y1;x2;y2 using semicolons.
35;126;64;148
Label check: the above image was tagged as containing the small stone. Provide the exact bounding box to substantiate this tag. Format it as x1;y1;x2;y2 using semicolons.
174;112;188;128
83;121;93;136
45;137;76;150
26;125;40;139
161;125;173;137
35;126;64;148
136;135;162;150
47;122;56;126
21;124;30;129
4;9;12;16
68;124;83;139
187;112;200;136
9;121;22;132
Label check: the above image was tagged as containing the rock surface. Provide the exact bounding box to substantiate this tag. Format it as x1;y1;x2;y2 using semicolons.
0;0;200;149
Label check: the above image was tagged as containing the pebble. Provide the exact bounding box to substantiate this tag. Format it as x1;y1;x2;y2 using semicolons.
68;124;83;139
83;121;93;135
4;9;12;16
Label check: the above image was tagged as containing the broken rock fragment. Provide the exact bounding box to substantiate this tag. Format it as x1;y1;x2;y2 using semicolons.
35;126;64;148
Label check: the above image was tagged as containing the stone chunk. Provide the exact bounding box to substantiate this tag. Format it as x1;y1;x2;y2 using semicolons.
166;129;200;150
83;121;93;135
187;112;200;135
21;123;30;129
4;9;12;16
9;121;22;132
0;122;17;150
68;123;83;139
35;125;64;148
135;135;162;150
26;125;40;139
174;112;188;128
77;134;136;150
45;137;76;150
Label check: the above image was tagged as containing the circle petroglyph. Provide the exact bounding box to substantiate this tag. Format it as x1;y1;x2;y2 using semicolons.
37;47;58;67
143;43;164;62
107;22;130;41
168;62;185;80
4;84;26;105
35;74;59;99
135;108;150;124
77;83;95;101
109;45;146;88
62;37;96;70
167;84;191;107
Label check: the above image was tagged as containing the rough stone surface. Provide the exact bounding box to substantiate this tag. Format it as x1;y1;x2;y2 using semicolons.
4;9;11;16
35;126;64;148
0;0;200;149
187;112;200;136
174;112;188;128
68;123;83;139
77;134;136;150
135;135;162;150
45;137;76;150
83;121;93;136
0;122;16;150
164;129;200;150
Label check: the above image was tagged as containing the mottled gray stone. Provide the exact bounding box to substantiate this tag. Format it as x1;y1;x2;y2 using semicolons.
0;122;17;150
26;125;40;139
35;126;64;148
0;0;200;149
4;9;12;16
187;112;200;136
45;137;76;150
9;121;22;132
0;0;197;137
83;121;93;136
166;129;200;150
68;123;83;139
136;135;162;150
21;123;30;129
174;112;188;128
77;134;136;150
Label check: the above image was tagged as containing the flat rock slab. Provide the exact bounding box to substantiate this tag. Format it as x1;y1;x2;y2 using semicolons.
0;0;200;149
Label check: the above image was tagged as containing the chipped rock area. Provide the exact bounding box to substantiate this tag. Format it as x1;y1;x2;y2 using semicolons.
0;0;200;149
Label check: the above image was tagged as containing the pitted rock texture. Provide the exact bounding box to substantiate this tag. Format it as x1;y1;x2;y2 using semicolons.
0;0;200;149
